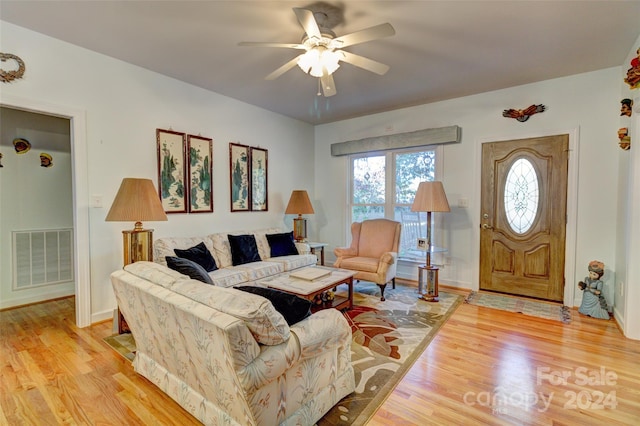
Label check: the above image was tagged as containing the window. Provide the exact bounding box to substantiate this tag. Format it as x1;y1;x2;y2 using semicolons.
349;146;442;259
504;158;539;234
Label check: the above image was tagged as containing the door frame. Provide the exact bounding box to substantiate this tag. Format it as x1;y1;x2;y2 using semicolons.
2;94;91;327
473;128;580;307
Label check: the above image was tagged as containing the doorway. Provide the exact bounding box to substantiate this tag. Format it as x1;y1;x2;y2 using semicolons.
1;95;91;327
479;135;569;302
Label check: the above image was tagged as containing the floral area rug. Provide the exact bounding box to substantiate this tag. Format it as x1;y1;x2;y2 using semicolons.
318;282;462;425
465;291;571;323
104;282;462;426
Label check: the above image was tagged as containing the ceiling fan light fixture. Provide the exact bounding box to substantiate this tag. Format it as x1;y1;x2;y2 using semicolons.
297;47;341;77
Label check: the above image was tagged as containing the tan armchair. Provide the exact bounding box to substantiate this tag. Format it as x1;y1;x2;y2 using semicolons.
334;219;402;301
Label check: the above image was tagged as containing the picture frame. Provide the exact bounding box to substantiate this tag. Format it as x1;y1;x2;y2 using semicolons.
250;147;268;211
187;135;213;213
229;143;250;212
157;129;187;213
417;237;427;249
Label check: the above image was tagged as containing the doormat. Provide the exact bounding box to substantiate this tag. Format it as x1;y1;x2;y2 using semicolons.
103;282;462;426
465;291;571;323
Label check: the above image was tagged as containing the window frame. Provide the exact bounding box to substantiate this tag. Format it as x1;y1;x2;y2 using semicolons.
348;145;444;261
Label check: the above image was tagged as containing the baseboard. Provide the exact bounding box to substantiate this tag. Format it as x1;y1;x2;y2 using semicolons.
0;289;74;310
91;308;115;325
613;306;625;335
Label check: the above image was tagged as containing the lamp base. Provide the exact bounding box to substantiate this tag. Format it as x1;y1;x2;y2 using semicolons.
118;228;154;334
122;228;154;265
418;265;439;303
292;217;307;242
420;294;439;303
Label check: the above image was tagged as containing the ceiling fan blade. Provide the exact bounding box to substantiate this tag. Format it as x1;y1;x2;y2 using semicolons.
340;51;390;75
265;55;302;80
320;73;337;97
331;23;395;48
238;41;305;49
293;8;321;40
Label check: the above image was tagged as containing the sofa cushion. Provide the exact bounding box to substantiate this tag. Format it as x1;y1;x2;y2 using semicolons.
235;261;284;281
154;236;218;267
236;286;312;325
265;254;318;272
266;231;299;257
166;256;214;285
174;242;218;272
228;234;261;265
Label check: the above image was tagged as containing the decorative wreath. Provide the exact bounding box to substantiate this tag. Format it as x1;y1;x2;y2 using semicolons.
0;52;26;83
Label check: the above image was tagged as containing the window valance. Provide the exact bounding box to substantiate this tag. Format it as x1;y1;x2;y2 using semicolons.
330;125;461;157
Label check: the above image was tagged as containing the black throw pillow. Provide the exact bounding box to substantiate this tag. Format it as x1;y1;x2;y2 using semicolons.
228;234;261;265
266;231;299;257
174;242;218;272
166;256;214;285
236;286;312;325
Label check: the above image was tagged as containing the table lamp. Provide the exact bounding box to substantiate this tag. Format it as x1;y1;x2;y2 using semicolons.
411;181;450;301
105;178;168;265
285;190;314;242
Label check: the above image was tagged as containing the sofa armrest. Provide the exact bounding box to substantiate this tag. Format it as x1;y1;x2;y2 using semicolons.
295;242;311;255
334;247;357;258
236;309;351;393
290;309;352;359
237;333;302;394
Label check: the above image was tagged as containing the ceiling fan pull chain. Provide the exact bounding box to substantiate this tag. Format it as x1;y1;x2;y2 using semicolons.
317;78;322;96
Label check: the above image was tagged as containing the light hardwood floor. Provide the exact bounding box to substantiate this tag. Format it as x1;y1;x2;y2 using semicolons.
2;290;639;425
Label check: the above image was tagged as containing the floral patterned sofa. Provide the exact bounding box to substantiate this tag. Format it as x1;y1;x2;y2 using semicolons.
111;261;355;425
153;228;318;287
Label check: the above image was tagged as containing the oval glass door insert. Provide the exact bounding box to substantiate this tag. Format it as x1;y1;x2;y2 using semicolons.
504;158;539;234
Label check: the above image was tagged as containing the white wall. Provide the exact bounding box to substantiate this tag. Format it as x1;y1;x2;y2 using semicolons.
315;68;622;310
616;34;640;339
0;22;315;322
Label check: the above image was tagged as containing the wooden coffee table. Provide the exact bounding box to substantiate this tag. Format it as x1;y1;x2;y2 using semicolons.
259;266;355;312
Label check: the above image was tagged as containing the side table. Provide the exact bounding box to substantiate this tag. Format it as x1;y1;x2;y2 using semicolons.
307;242;328;266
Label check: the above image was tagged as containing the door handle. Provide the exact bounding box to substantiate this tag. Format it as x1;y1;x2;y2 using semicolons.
482;223;493;230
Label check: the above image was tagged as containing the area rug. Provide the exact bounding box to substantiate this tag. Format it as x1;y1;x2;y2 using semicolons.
318;282;461;425
103;332;136;361
104;282;462;425
465;291;571;323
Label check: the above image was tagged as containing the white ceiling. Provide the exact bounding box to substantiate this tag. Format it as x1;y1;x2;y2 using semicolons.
2;1;640;125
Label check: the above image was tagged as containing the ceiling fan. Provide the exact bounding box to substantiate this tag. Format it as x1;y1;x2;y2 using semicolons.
239;6;395;97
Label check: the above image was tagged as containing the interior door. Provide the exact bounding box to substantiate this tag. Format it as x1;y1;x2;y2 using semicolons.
480;135;568;302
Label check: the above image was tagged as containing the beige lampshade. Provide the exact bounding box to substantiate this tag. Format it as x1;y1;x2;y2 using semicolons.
105;178;168;229
411;181;451;213
285;190;315;215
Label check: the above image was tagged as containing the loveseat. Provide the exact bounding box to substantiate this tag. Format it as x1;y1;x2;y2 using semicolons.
153;228;318;287
111;261;356;425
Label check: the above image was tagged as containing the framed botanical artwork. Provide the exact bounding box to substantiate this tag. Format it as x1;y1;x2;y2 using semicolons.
157;129;187;213
229;143;250;212
250;147;268;211
187;135;213;213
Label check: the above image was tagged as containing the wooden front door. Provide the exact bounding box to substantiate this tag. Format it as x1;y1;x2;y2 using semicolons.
480;135;568;302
